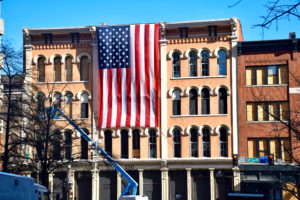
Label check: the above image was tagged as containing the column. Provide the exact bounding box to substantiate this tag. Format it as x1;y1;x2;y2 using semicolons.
159;23;168;159
232;167;241;191
49;172;54;200
117;172;122;198
161;162;169;200
91;163;99;200
209;168;215;200
70;170;75;200
138;169;144;195
186;168;192;200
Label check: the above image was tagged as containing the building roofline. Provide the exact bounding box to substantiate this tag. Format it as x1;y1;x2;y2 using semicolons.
165;18;233;28
23;26;93;35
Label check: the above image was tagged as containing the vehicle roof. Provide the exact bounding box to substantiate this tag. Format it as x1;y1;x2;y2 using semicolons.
0;172;34;181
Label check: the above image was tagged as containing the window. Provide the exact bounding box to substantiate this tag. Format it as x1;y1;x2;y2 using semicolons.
189;89;198;115
37;92;46;117
218;50;226;75
53;130;61;160
64;93;73;118
172;52;180;78
54;57;62;82
189;51;197;76
64;130;72;160
80;56;89;81
201;88;210;114
80;93;89;118
65;56;73;81
53;93;62;118
149;129;157;158
121;129;128;159
202;128;210;157
245;65;288;86
190;128;198;157
201;51;209;76
246;101;289;122
173;128;181;158
132;129;140;158
218;88;227;114
219;128;228;157
38;57;45;82
172;89;181;115
81;128;89;159
104;130;112;156
247;138;291;163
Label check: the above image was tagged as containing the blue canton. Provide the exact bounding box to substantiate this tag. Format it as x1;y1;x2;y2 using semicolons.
97;26;130;69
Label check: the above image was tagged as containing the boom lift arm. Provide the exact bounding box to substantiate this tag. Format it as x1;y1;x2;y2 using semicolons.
48;107;138;197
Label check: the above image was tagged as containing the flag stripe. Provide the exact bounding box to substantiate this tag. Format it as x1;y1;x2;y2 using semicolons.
149;24;155;127
130;25;136;127
101;69;108;128
106;69;113;128
139;24;146;127
98;69;103;128
120;68;127;127
135;25;141;127
116;68;122;127
154;24;159;127
144;24;150;127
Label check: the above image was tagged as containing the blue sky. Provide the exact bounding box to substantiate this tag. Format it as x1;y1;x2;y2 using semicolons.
2;0;300;49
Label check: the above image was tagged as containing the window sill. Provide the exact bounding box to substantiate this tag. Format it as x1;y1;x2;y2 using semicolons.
36;81;89;84
245;84;288;87
247;120;288;123
171;75;226;80
171;114;228;118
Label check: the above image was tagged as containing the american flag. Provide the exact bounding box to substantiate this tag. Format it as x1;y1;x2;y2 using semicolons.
97;24;159;129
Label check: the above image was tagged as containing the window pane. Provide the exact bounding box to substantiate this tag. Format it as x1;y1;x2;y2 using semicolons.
280;102;289;121
256;67;266;85
257;103;267;121
189;51;197;77
172;90;181;115
201;89;210;114
220;128;228;157
80;56;89;81
54;57;62;82
172;52;180;77
81;103;88;118
132;129;140;158
121;130;129;158
104;130;112;156
268;102;278;121
173;128;181;158
281;139;291;162
81;129;89;159
267;66;277;84
189;89;198;115
190;128;198;157
201;51;209;76
65;131;72;160
65;57;73;81
149;129;157;158
202;128;210;157
246;67;255;85
38;58;45;82
247;103;256;121
259;139;267;157
218;88;227;114
218;50;226;75
247;139;257;158
278;66;288;84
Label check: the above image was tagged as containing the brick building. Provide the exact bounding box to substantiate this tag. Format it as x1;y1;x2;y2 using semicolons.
236;34;300;200
22;18;243;200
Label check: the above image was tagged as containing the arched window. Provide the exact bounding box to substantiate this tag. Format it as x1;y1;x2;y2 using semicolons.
149;129;157;158
220;127;228;157
53;130;61;160
65;56;73;81
81;128;89;159
219;88;227;114
172;90;181;115
218;50;227;76
53;93;62;118
121;129;129;159
190;127;198;157
104;130;112;156
64;93;73;118
38;57;45;82
37;92;46;116
172;52;180;78
189;51;197;77
202;128;211;157
173;128;181;158
201;88;210;114
132;129;140;158
201;51;209;76
189;89;198;115
54;57;62;82
80;93;89;118
64;130;72;160
80;56;89;81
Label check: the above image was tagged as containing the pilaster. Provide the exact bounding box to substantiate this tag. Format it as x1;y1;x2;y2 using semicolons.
186;168;192;200
91;163;99;200
117;172;122;198
138;169;144;195
209;168;215;200
161;160;169;200
233;167;241;191
49;172;54;200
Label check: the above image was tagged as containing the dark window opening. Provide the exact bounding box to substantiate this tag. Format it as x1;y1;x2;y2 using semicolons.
121;129;128;159
149;129;157;158
201;88;210;114
218;50;227;75
80;103;88;118
203;128;211;157
219;88;228;114
173;128;181;158
65;131;72;160
104;130;112;157
220;128;228;157
81;129;89;159
201;51;209;76
189;51;197;76
172;52;180;78
189;89;198;115
132;129;140;158
80;56;89;81
190;128;198;157
38;57;45;82
172;90;181;115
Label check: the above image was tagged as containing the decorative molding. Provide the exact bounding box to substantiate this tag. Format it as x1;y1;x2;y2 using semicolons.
144;127;159;137
185;125;200;135
215;124;231;135
49;54;63;64
198;47;212;57
62;90;75;100
185;86;200;96
168;87;184;98
184;48;198;58
33;54;48;65
77;90;92;100
100;129;115;138
132;127;143;136
199;85;213;96
77;52;92;63
214;46;230;57
214;85;230;96
117;128;132;137
62;53;75;63
168;125;184;136
167;49;183;60
200;124;213;135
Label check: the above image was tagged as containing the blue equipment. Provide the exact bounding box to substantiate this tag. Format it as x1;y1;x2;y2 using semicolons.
47;107;138;197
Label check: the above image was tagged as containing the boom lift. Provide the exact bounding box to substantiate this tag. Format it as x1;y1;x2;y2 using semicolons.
48;107;147;200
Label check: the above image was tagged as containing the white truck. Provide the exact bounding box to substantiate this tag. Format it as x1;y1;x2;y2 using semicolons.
0;172;50;200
